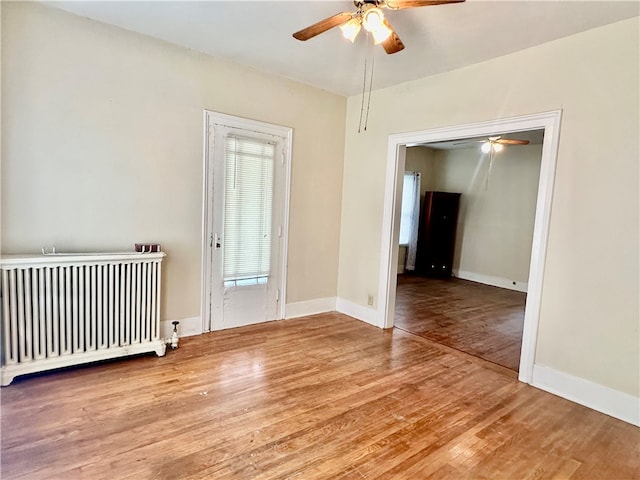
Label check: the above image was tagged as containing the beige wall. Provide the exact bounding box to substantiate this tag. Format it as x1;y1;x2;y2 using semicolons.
434;145;541;284
403;145;541;284
1;2;346;321
338;18;639;396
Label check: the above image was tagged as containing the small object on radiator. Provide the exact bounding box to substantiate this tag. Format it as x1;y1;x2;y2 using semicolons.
135;243;161;253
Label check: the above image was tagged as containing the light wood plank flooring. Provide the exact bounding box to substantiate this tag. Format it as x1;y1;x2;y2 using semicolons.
395;275;525;371
1;313;638;479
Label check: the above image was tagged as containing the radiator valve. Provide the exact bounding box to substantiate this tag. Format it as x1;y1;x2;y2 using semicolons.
171;321;180;349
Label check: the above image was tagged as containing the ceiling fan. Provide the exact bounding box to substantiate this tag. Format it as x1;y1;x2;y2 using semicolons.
292;0;465;55
454;136;530;153
453;136;531;189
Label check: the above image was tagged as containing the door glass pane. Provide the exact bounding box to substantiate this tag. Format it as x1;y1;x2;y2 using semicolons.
223;135;275;282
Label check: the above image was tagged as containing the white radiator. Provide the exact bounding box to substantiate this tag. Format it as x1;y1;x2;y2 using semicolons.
0;252;167;386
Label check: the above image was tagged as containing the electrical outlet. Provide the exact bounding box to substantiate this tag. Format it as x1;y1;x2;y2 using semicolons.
367;295;374;306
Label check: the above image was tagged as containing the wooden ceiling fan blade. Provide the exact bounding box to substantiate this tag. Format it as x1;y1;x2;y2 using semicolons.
381;20;405;54
292;12;353;41
385;0;465;10
496;139;530;145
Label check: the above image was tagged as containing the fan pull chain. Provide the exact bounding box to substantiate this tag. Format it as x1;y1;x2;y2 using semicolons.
357;57;368;133
358;37;376;133
363;54;375;131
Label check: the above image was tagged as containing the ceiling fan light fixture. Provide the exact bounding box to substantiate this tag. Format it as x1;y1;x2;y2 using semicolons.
362;7;392;44
340;18;361;42
481;141;504;153
372;23;393;44
362;7;385;33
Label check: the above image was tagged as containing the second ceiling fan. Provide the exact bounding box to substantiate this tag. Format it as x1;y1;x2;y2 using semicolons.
454;136;531;153
292;0;465;55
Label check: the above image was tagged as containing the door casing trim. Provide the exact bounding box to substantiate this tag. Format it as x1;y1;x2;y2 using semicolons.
201;110;292;332
377;110;562;384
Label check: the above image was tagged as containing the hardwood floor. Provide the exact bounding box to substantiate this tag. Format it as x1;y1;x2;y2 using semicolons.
1;313;638;479
395;275;525;371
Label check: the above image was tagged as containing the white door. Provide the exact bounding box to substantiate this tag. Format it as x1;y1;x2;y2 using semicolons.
204;113;289;331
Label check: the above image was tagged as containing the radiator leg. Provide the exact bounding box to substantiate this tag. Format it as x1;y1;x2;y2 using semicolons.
154;342;167;357
1;371;15;387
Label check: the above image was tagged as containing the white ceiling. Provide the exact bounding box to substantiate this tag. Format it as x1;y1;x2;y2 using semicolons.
48;1;639;97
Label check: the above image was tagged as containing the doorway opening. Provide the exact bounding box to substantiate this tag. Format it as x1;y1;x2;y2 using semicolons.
377;111;562;383
394;130;543;372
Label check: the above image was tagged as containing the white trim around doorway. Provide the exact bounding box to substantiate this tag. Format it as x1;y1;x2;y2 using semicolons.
376;110;562;385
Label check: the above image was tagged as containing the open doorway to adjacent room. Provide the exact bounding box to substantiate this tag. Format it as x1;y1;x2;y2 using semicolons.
394;130;543;372
393;129;544;372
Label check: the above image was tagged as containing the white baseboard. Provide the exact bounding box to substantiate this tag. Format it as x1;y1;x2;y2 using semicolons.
453;269;528;293
285;297;337;319
161;316;203;340
532;364;639;426
336;297;381;328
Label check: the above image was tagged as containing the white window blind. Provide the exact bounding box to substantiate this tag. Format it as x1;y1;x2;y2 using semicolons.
223;135;275;282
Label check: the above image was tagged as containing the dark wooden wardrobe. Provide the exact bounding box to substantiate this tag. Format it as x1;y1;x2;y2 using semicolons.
415;191;461;277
